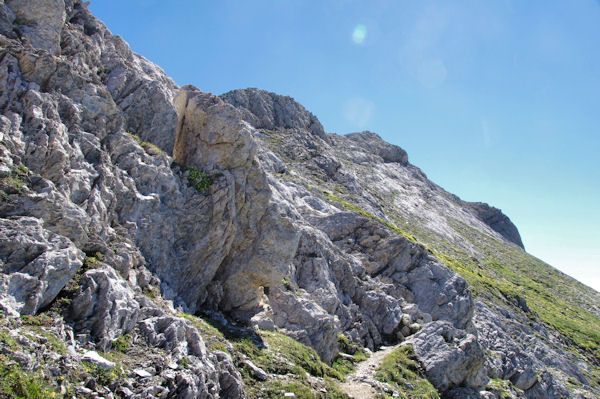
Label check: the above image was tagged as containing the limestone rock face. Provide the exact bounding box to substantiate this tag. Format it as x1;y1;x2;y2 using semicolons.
0;217;83;315
465;201;524;248
345;131;409;165
405;321;488;392
221;88;327;140
70;266;140;350
0;1;598;398
172;86;299;315
6;0;66;54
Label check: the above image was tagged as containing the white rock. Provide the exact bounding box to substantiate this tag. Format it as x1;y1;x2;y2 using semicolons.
132;369;153;378
82;351;115;370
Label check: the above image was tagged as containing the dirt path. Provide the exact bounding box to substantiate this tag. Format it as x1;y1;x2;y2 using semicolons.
338;344;402;399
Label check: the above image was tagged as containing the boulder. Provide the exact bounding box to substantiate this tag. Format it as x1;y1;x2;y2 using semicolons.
70;266;140;351
0;217;83;315
405;321;488;392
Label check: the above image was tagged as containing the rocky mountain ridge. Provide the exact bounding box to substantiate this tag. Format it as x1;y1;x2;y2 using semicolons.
0;1;599;398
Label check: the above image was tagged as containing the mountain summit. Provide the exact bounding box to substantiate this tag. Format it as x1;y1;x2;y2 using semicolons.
0;1;599;398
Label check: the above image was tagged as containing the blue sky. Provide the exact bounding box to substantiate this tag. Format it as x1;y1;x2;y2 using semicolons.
89;0;600;292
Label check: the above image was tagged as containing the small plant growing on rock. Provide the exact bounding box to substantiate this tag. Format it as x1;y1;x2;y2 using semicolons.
112;333;131;353
184;166;212;194
281;278;294;292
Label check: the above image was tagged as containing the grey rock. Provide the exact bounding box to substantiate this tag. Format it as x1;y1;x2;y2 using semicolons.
0;1;597;398
270;286;340;363
241;359;268;381
0;217;83;315
221;88;327;140
70;266;140;351
132;368;152;378
405;321;488;392
465;202;524;248
346;131;409;164
6;0;65;55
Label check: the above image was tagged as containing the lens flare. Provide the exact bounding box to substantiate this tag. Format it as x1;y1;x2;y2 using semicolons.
352;24;367;44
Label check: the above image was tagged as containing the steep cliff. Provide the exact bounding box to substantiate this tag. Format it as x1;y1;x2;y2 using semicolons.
0;1;599;399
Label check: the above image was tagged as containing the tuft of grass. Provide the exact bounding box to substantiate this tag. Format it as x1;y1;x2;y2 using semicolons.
82;251;103;270
0;359;59;399
112;333;131;353
486;378;520;398
142;285;160;300
281;278;294;292
178;313;229;352
375;345;439;399
0;174;26;194
140;141;163;154
0;330;16;350
124;131;163;155
332;333;369;376
85;363;123;388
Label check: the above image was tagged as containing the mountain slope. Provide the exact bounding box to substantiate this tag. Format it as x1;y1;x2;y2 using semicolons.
0;1;599;399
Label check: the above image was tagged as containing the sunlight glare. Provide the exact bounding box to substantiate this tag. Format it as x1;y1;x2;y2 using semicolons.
352;24;367;44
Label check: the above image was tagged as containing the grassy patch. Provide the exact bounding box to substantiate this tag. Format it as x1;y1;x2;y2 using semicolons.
178;313;229;352
486;378;521;398
248;379;314;399
434;223;600;364
256;331;341;379
247;378;349;399
83;251;103;270
0;330;16;350
0;360;59;399
179;313;344;398
332;333;370;376
0;164;29;197
375;345;439;399
112;333;131;353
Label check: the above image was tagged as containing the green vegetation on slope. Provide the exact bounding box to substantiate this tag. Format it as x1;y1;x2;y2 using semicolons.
374;345;439;399
180;313;349;399
0;361;58;399
331;333;370;376
319;177;600;381
433;220;600;364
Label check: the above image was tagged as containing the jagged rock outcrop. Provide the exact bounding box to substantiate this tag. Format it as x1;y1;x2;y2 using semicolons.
345;131;409;165
0;216;83;315
221;88;327;141
0;1;599;398
5;0;66;55
466;201;524;248
405;321;488;392
172;85;300;316
70;266;140;351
